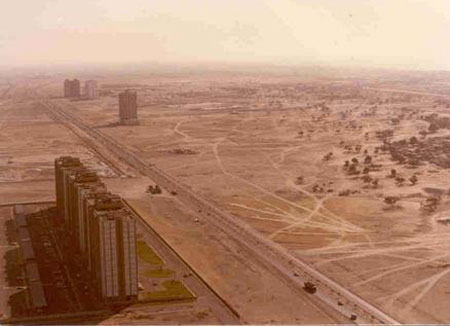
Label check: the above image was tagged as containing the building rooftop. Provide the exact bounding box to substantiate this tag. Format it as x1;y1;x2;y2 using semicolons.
97;207;134;221
74;170;99;183
56;156;82;168
92;193;124;211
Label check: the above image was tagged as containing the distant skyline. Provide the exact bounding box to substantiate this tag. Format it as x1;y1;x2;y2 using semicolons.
2;0;450;70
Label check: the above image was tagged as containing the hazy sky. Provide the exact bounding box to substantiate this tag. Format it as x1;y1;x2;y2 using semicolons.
1;0;450;70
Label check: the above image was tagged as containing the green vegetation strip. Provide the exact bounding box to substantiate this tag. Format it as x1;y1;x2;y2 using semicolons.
141;280;195;303
144;268;175;278
137;240;163;265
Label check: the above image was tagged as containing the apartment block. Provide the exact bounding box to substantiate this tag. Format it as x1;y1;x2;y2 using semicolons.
63;79;81;98
54;156;137;303
85;80;98;99
118;90;138;125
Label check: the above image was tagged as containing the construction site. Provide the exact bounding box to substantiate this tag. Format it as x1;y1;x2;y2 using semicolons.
1;67;450;324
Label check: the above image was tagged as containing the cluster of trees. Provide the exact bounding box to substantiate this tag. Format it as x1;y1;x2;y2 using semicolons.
384;194;441;213
388;169;418;186
343;144;362;154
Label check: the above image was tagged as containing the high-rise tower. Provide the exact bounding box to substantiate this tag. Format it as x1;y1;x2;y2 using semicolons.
118;90;138;125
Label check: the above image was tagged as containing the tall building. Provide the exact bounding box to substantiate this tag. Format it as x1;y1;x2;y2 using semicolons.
85;80;98;99
118;90;138;125
55;156;83;225
87;193;138;301
64;79;71;98
63;79;81;98
72;79;81;97
54;156;137;303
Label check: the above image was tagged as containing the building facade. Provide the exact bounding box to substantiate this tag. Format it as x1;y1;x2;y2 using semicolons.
87;194;138;301
118;90;138;125
54;156;138;303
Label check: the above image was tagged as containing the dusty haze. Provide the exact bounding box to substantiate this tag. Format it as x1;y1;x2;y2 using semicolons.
1;0;450;70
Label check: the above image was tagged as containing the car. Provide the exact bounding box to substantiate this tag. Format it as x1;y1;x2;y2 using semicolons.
303;282;317;294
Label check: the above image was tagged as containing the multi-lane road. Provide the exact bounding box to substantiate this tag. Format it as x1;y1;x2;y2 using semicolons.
40;99;400;325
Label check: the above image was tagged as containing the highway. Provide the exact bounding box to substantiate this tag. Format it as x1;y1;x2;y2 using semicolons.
365;86;450;99
40;99;401;325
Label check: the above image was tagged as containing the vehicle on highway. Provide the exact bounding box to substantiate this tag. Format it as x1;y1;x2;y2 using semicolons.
303;281;317;294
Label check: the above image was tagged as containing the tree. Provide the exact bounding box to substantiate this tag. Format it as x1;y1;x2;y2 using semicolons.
409;136;418;144
364;156;372;164
372;179;379;189
362;167;370;174
323;152;333;161
295;176;304;185
390;169;397;178
348;164;359;175
395;177;405;186
409;175;418;185
384;196;399;206
344;160;349;168
351;157;359;164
